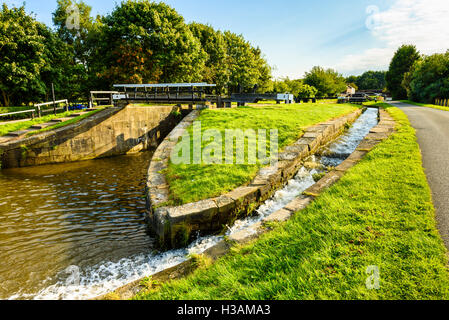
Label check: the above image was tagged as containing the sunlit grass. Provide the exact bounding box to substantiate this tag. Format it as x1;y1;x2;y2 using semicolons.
136;104;449;300
165;103;359;205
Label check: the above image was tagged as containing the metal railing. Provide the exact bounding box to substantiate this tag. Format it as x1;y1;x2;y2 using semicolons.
34;99;69;117
0;109;36;119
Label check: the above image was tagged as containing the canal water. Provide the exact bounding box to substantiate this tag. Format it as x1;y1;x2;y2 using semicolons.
0;108;378;300
0;153;157;299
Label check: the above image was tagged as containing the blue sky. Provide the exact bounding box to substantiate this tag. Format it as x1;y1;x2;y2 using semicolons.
4;0;449;78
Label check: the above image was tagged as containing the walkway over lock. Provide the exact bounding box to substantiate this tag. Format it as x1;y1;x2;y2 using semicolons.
112;83;217;105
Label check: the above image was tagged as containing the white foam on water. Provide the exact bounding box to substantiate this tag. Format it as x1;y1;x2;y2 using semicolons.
226;166;317;235
10;235;223;300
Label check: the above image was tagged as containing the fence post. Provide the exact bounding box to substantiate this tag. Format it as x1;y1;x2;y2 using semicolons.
51;83;56;115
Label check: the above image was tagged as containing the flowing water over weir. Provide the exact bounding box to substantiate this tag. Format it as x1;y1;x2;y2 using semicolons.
0;108;378;300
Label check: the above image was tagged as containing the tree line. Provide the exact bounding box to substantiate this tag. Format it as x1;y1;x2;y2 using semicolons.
269;68;388;98
0;0;272;107
385;44;449;102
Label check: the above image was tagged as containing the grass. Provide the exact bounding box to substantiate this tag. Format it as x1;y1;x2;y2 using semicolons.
135;104;449;300
0;106;34;120
0;108;106;137
400;100;449;112
27;108;106;136
165;103;359;205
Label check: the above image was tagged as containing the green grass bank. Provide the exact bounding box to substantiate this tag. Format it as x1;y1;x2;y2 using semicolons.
136;104;449;300
0;108;106;137
165;102;359;205
400;100;449;112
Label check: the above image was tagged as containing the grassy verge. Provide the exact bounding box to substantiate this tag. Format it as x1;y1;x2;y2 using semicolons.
0;106;34;121
136;104;449;300
0;108;105;137
166;103;359;205
400;100;449;112
27;108;106;136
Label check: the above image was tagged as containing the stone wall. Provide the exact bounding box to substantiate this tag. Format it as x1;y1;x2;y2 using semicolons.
0;105;187;169
146;108;363;249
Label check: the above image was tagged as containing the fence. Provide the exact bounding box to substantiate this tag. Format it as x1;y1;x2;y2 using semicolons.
435;98;449;107
34;99;69;117
0;108;36;120
0;99;69;122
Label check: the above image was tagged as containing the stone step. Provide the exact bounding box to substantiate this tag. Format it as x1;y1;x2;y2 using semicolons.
68;112;87;117
30;123;54;130
50;117;73;123
6;129;35;137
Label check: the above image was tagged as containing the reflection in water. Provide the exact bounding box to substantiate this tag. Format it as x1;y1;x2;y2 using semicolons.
0;153;154;299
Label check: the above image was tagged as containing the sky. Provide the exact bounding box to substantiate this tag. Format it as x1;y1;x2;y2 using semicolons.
4;0;449;78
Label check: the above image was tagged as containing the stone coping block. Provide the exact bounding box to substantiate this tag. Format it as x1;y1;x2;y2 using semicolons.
146;108;363;248
304;171;345;197
283;196;313;213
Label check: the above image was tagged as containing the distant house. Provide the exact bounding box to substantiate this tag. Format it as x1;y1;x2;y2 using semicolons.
345;85;356;95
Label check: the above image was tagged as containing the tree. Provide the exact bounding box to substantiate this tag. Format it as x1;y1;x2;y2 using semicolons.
297;84;318;98
386;45;421;99
271;78;300;94
404;51;449;103
223;31;271;93
92;0;206;87
53;0;94;64
37;22;87;102
346;71;386;90
0;4;46;106
304;66;346;97
189;23;229;93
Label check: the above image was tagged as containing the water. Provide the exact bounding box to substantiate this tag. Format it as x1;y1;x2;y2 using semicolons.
0;108;378;300
0;153;156;299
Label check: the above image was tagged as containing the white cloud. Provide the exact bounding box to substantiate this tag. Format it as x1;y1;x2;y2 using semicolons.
336;0;449;74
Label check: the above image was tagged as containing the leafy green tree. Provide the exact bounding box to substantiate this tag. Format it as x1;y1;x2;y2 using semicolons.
404;51;449;103
271;79;289;94
386;45;421;99
271;78;310;96
358;71;386;90
53;0;94;64
304;66;346;97
37;23;87;102
223;31;271;93
92;0;206;87
0;4;46;106
189;23;229;93
347;71;386;90
346;75;358;84
297;84;318;98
